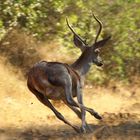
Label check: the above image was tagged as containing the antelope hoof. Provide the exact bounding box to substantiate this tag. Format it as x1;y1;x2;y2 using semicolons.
73;126;81;133
81;126;87;133
80;124;92;133
86;124;93;132
93;112;102;120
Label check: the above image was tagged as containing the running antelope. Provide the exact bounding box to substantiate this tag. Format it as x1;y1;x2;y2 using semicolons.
27;14;111;133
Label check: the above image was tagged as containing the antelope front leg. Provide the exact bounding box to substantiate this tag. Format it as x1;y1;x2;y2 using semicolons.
76;82;102;120
64;81;88;133
77;90;87;132
63;100;92;132
77;94;102;120
65;83;102;121
76;83;93;133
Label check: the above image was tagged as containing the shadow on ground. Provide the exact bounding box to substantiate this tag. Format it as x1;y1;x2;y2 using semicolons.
0;121;140;140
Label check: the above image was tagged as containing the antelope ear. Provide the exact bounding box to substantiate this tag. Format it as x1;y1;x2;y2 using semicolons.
73;34;86;51
94;36;111;49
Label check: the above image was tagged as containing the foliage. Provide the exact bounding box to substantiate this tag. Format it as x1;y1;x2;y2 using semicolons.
0;0;140;84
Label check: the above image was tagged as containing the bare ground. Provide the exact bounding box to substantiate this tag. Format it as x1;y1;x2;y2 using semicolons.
0;121;140;140
0;86;139;140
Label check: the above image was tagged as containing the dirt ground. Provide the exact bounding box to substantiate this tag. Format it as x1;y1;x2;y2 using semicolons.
0;87;140;140
0;60;140;140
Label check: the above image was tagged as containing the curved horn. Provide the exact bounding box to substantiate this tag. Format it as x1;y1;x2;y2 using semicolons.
92;13;103;44
66;18;86;45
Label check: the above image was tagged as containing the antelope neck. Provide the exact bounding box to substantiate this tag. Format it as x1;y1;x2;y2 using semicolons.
71;47;93;76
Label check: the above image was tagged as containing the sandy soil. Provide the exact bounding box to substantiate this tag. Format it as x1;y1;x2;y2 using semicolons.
0;60;140;140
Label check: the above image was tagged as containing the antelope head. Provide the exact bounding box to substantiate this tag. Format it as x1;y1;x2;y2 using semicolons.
66;14;111;67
